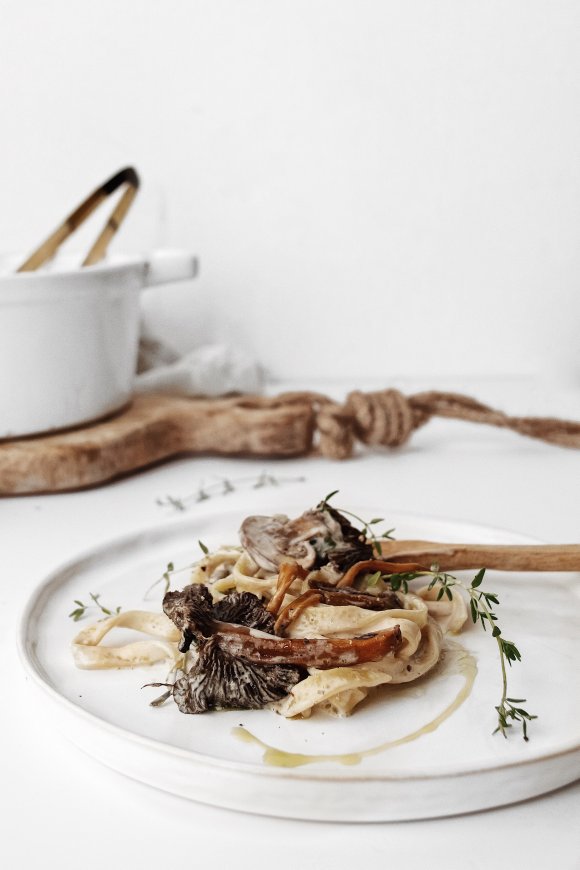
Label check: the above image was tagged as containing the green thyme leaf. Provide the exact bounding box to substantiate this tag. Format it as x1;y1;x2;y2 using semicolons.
69;592;122;622
318;490;339;509
375;562;536;741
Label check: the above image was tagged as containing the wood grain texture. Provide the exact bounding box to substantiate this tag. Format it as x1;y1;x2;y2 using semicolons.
0;394;315;494
379;539;580;572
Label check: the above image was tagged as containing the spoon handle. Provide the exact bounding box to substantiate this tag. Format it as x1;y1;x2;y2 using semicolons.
378;540;580;572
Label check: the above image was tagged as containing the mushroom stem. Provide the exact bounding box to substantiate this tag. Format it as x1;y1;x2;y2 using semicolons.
266;561;307;615
274;590;322;635
214;625;402;669
275;584;403;635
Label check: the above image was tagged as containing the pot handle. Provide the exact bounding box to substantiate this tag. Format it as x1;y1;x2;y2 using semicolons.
144;250;199;287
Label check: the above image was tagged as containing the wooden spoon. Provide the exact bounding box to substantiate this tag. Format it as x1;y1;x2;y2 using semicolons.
377;539;580;572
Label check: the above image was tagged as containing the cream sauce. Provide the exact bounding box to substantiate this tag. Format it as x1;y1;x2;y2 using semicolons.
232;643;477;768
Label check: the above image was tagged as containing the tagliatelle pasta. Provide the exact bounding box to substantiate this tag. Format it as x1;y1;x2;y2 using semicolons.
273;667;395;718
277;607;445;717
72;610;181;669
72;503;468;719
416;583;468;634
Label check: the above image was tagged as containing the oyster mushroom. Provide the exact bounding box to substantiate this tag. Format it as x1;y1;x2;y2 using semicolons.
163;583;215;653
163;583;402;667
171;635;304;714
163;584;277;651
162;586;306;713
213;590;276;632
239;514;317;572
239;505;373;578
161;584;403;713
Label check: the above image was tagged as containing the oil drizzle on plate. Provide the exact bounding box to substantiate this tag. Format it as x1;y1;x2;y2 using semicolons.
233;644;477;768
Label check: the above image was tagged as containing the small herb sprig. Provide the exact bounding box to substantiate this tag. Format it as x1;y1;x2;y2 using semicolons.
156;472;306;513
317;490;395;556
68;593;122;622
144;541;209;600
145;560;191;599
377;564;537;740
427;566;537;740
318;493;536;740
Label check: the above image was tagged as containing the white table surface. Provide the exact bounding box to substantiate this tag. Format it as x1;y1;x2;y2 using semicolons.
2;378;579;870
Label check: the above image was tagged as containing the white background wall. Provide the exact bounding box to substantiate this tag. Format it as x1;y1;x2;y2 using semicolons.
1;1;579;382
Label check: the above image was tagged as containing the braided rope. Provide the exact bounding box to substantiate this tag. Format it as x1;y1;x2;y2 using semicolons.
277;388;580;458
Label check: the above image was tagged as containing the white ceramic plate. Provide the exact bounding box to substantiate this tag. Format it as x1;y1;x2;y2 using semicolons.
18;506;580;821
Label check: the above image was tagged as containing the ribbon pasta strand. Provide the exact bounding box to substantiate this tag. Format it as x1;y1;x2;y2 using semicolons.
72;610;181;669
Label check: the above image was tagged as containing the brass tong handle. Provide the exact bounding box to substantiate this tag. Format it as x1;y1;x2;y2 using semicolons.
17;166;140;272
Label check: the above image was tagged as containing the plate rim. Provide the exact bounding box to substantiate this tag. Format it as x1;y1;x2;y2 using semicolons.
17;506;580;785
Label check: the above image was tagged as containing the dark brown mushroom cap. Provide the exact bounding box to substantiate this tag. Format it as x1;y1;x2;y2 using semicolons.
162;582;402;715
163;583;214;652
171;636;305;714
239;507;373;576
163;585;276;652
213;590;276;633
169;624;402;714
323;506;374;573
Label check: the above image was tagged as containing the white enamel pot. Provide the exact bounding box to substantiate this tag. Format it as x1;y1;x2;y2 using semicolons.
0;250;197;438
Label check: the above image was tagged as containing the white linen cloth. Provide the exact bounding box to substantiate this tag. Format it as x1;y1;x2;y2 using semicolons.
136;337;264;397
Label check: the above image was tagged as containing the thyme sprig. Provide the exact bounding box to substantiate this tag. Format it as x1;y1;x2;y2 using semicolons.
144;541;209;600
381;564;537;740
318;493;536;740
317;490;395;556
68;592;122;622
428;566;537;740
156;472;306;513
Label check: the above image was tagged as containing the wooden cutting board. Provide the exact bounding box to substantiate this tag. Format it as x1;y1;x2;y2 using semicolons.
0;394;315;495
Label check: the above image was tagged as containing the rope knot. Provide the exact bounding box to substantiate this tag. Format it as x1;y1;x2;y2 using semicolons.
308;386;580;459
346;389;415;448
316;403;354;460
